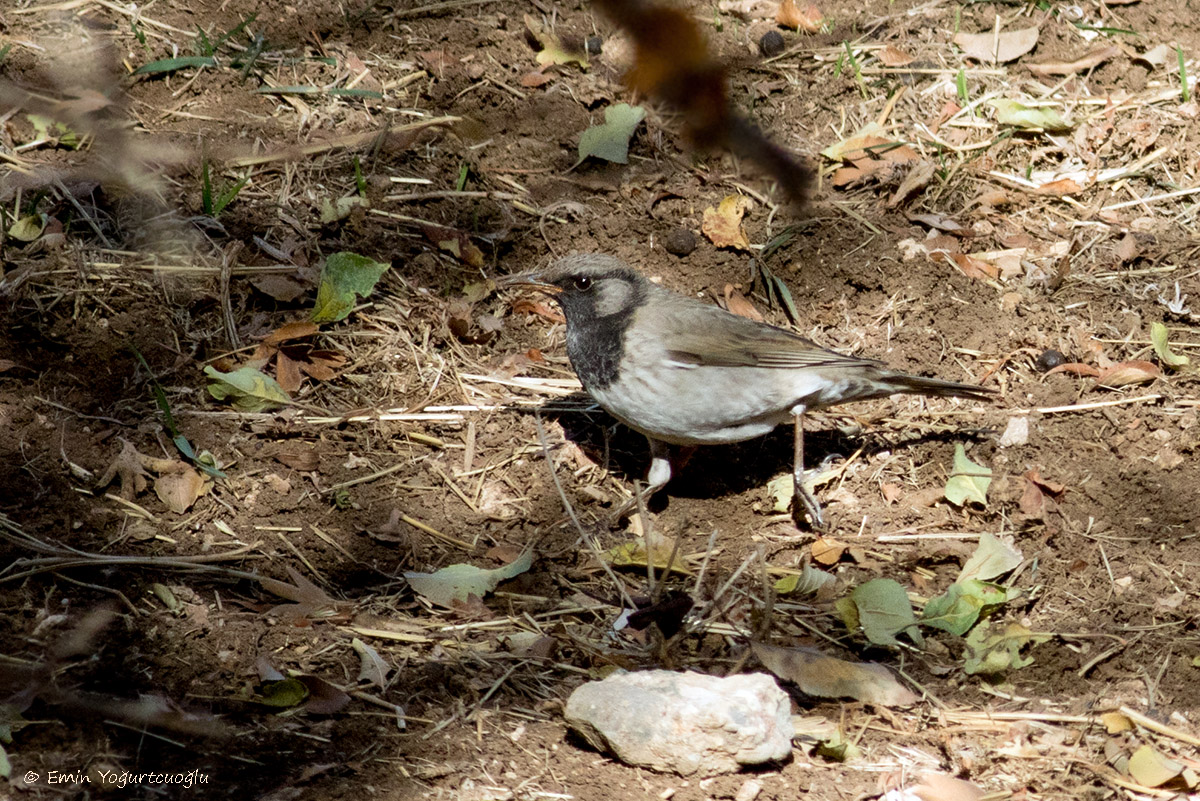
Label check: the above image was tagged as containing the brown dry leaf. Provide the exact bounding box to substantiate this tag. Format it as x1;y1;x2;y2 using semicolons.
701;195;752;250
722;285;764;321
1035;177;1084;196
752;642;919;706
511;298;565;323
0;359;17;373
887;160;937;207
776;0;823;32
154;465;207;514
272;446;319;472
912;773;985;801
275;350;303;393
419;224;484;269
263;321;320;347
877;45;915;67
1018;478;1046;519
1027;45;1119;76
250;274;308;302
880;482;902;504
520;70;553;88
297;349;346;381
1116;234;1141;263
939;252;1000;282
810;536;847;565
1095;360;1160;388
953;27;1040;64
1025;467;1066;495
1046;362;1101;378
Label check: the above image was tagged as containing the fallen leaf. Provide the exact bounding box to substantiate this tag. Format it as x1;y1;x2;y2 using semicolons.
776;0;823;32
963;621;1047;675
1128;745;1187;788
419;224;484;269
877;45;914;67
263;321;320;347
272;446;319;472
576;102;646;165
153;465;208;513
701;194;752;249
722;285;764;321
352;637;390;689
810;535;847;565
607;538;692;576
957;532;1022;583
938;251;1000;282
204;366;290;412
8;214;46;242
1136;43;1175;68
1095;360;1160;388
520;70;553;88
846;578;924;648
774;562;834;596
989;98;1071;130
921;579;1008;636
1027;45;1119;76
311;251;390;323
1150;322;1190;369
275;350;303;393
944;444;991;507
753;643;918;706
405;550;534;607
954;27;1039;64
1046;361;1101;378
1034;177;1084;196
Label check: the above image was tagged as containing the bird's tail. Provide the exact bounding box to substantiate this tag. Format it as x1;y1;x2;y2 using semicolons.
879;371;996;402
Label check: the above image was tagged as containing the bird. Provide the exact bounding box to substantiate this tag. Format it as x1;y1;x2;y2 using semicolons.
502;253;995;528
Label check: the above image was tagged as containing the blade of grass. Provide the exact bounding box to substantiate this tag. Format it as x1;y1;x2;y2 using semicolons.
128;346;227;479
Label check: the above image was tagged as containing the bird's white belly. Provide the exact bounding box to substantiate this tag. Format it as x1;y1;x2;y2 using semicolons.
587;364;844;446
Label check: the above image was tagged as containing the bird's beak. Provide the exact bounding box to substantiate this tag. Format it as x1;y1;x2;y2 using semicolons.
497;272;562;295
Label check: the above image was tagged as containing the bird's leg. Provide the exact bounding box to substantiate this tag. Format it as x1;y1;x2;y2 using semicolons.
791;406;826;529
613;437;672;522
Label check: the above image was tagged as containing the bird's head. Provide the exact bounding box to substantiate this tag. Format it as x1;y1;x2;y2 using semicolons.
501;254;647;324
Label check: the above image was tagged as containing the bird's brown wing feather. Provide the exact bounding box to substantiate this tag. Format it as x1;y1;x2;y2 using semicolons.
648;294;883;370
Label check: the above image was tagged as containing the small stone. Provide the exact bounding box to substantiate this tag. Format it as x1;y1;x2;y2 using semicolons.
998;416;1030;448
564;670;794;776
1036;348;1066;371
585;35;604;56
735;779;763;801
759;30;785;58
663;228;697;256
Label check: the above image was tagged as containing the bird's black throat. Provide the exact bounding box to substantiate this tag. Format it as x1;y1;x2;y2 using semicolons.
565;310;632;391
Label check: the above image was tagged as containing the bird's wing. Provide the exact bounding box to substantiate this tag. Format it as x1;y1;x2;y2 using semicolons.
648;297;883;370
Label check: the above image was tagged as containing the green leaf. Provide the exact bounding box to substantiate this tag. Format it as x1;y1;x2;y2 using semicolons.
848;578;924;648
204;365;290;412
944;444;991;507
962;621;1048;675
27;114;80;148
404;549;534;607
1151;322;1190;369
130;346;226;478
255;677;309;708
8;213;45;242
921;579;1008;636
957;532;1021;583
311;251;390;323
576;103;646;165
774;562;834;596
988;99;1071;131
133;56;217;76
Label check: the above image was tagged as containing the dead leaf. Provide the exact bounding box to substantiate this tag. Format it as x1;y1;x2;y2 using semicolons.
722;285;764;321
0;359;17;373
1136;43;1176;68
263;321;320;347
1034;177;1084;196
701;195;752;250
776;0;823;32
752;642;918;706
511;298;565;323
811;536;847;565
272;446;319;472
419;224;484;268
275;350;303;393
1018;478;1047;519
520;70;554;88
524;14;588;68
1046;362;1101;378
1027;45;1119;76
937;251;1000;282
154;466;208;514
1116;233;1141;263
1095;360;1160;388
877;45;914;67
954;27;1040;64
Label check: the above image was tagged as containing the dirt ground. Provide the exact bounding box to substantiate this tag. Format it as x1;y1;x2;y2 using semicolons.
3;0;1200;798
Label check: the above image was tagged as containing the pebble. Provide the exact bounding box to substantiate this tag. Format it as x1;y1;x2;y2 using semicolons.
1036;348;1066;371
759;30;785;58
564;670;794;776
663;228;697;256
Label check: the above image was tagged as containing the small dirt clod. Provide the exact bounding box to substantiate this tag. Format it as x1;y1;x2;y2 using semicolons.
664;228;698;256
759;30;785;58
1036;349;1067;372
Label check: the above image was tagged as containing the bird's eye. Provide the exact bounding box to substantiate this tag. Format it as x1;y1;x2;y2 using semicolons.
572;276;593;291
